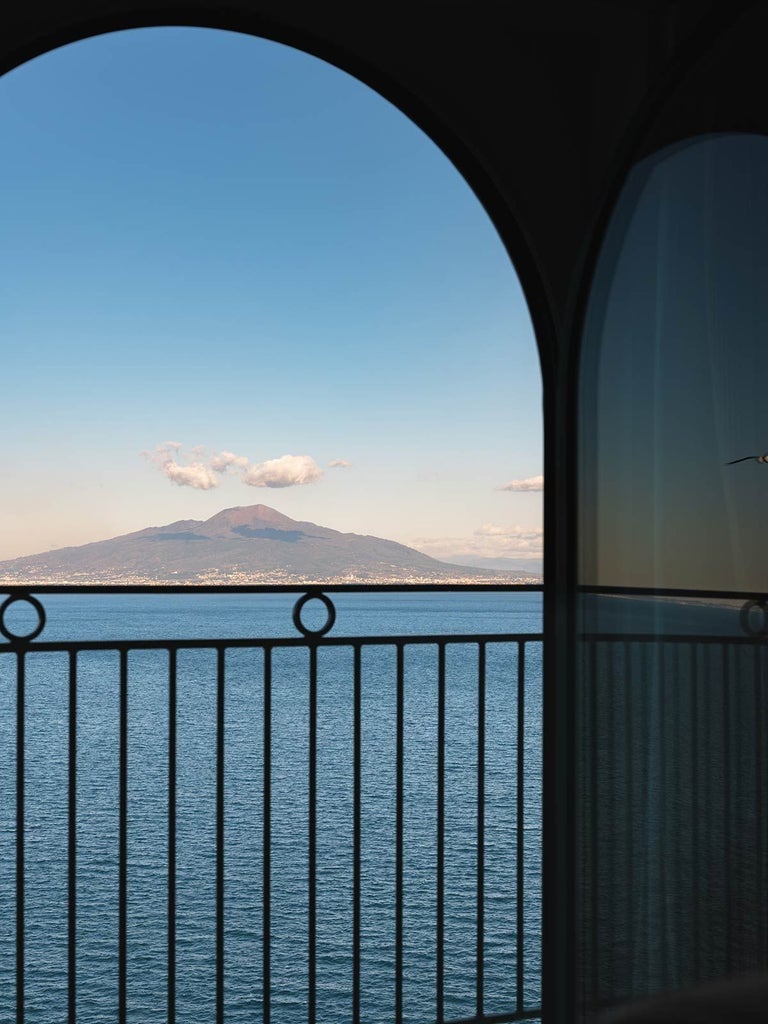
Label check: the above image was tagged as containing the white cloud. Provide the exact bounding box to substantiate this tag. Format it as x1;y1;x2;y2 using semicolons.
328;459;352;468
412;523;543;560
498;475;544;492
164;461;219;490
243;454;323;488
143;444;323;491
143;443;220;490
211;450;250;472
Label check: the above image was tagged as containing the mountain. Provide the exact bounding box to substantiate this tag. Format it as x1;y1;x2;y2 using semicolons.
0;505;537;584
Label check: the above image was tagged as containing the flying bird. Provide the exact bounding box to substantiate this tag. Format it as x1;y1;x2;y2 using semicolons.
726;453;768;464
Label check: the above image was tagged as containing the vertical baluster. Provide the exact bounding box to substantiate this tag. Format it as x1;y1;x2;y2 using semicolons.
217;646;225;1024
476;642;486;1020
674;643;683;982
623;641;633;985
641;643;652;991
588;638;599;1006
722;643;732;974
263;645;272;1024
168;648;177;1024
656;642;668;979
689;643;699;979
119;648;128;1024
754;641;765;965
436;642;445;1024
609;641;619;975
352;644;361;1024
395;642;404;1024
516;641;525;1014
16;648;25;1024
606;640;616;989
703;645;714;980
308;644;317;1024
68;650;77;1024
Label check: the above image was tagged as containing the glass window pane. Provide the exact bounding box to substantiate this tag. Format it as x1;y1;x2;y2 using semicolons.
577;133;768;1015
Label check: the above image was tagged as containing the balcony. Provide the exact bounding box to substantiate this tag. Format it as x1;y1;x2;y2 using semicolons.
0;583;543;1024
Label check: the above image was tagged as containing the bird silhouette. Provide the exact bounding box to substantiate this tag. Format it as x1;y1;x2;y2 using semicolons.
726;453;768;464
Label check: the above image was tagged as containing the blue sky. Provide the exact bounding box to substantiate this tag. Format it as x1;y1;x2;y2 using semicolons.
0;26;542;565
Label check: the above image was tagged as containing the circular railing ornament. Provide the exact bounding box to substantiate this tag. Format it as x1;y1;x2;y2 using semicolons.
740;598;768;638
0;594;46;642
292;591;336;638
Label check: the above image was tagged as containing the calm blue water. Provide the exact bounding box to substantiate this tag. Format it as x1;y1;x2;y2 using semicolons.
0;592;542;1023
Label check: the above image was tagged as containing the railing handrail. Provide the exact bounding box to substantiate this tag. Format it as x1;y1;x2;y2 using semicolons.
581;632;765;644
0;631;544;652
579;583;766;601
0;582;543;594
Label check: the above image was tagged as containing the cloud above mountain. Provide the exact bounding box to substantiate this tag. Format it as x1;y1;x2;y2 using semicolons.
142;443;220;490
412;523;543;560
210;450;250;472
243;454;322;488
498;474;544;492
143;443;326;490
163;460;219;490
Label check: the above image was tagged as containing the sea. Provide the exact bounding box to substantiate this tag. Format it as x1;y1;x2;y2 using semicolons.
0;590;543;1023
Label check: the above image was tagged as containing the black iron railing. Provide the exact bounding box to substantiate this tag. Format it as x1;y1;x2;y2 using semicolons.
579;586;768;1007
0;584;543;1024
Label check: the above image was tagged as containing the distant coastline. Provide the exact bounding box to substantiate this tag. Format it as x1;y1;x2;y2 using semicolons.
0;570;542;586
0;504;543;587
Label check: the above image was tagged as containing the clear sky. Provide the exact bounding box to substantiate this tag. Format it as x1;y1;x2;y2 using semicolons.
0;26;542;566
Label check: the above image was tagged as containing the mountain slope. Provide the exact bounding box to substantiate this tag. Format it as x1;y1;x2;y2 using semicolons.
0;505;525;583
